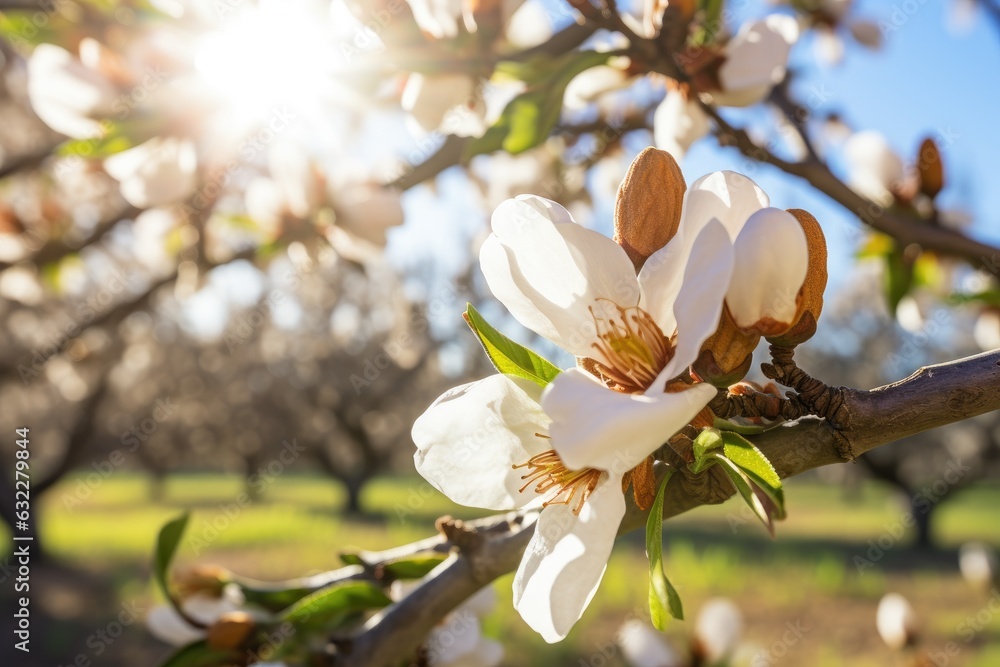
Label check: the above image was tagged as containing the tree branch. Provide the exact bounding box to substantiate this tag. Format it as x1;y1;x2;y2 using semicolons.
336;349;1000;666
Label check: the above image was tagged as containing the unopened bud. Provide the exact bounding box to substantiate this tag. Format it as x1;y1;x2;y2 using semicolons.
614;147;686;271
767;209;828;347
694;309;759;388
917;137;944;199
206;611;255;651
726;208;808;336
174;565;231;599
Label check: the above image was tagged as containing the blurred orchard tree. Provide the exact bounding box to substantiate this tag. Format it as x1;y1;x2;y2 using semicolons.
0;0;998;666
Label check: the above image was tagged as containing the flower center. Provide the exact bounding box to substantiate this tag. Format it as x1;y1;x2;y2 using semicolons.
513;447;604;515
587;302;674;393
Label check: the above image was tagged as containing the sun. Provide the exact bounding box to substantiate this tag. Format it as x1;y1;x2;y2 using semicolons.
194;1;340;124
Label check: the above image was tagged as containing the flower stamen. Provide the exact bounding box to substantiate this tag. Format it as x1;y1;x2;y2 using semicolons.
513;450;604;515
588;301;673;393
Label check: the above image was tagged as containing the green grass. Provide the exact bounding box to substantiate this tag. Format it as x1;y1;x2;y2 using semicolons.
6;473;1000;666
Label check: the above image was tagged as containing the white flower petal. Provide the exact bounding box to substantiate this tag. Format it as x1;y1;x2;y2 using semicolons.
512;475;625;643
717;15;798;106
681;171;769;241
27;43;117;139
663;219;735;382
413;375;550;510
876;593;919;651
695;598;743;663
653;92;710;161
402;72;477;134
146;605;205;646
104;137;198;208
727;208;808;331
844;130;903;205
542;368;716;473
332;182;405;247
427;612;482;665
617;619;685;667
481;196;640;358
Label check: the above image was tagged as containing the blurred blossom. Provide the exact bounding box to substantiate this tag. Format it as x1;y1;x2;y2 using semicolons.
402;72;482;136
875;592;920;651
328;181;405;247
564;61;634;111
710;15;800;107
973;310;1000;351
268;140;325;219
103;136;198;208
653;91;709;161
694;598;743;663
959;542;999;589
616;619;684;667
505;1;554;48
389;580;503;667
147;583;246;646
27;42;118;139
843;131;903;206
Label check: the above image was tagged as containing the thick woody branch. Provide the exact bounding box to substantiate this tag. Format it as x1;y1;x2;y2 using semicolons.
337;349;1000;666
701;106;1000;275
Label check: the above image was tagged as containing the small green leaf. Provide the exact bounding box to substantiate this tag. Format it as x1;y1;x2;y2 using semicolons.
154;513;190;605
646;470;683;629
691;428;723;472
158;640;238;667
722;431;786;519
339;552;366;567
709;453;777;537
382;553;448;579
57;132;133;160
464;303;561;387
464;50;612;158
281;581;392;633
884;247;914;314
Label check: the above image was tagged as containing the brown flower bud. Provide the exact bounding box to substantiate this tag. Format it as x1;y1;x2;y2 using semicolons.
614;147;686;271
766;209;827;347
174;565;231;599
917;137;944;200
206;611;255;651
694;309;760;388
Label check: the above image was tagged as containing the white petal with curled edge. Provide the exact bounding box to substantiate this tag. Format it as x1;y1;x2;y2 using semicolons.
637;219;733;372
653;92;710;161
512;475;625;643
680;171;769;242
27;43;117;138
717;15;799;106
661;219;735;385
104;137;198;208
481;195;640;358
726;208;808;331
412;375;550;511
542;368;716;473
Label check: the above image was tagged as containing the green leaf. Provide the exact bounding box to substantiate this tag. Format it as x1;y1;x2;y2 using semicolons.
709;453;778;537
57;131;133;160
464;303;561;387
154;513;190;605
158;640;238;667
712;418;768;435
382;553;448;579
948;290;1000;308
646;470;683;629
884;247;914;314
339;552;366;567
691;428;723;472
464;50;612;158
721;431;785;519
281;581;392;633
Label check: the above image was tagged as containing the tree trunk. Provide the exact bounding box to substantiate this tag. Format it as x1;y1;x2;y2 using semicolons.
909;491;937;549
344;477;366;516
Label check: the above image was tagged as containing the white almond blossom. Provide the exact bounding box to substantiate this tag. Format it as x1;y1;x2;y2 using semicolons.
875;592;920;651
617;619;684;667
146;583;246;646
695;597;743;663
27;42;119;139
654;15;799;158
103;136;199;208
959;542;998;589
843;130;903;206
414;163;807;642
390;580;503;667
